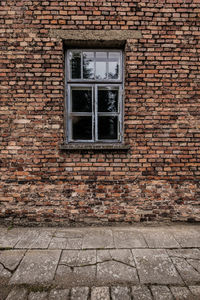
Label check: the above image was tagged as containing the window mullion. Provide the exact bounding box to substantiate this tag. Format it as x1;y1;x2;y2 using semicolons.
67;84;70;142
81;50;83;80
94;51;96;80
106;51;108;80
95;84;98;142
92;85;94;142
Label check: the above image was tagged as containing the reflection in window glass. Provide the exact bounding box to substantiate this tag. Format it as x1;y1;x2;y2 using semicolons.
70;51;81;79
83;52;94;79
108;52;120;79
96;52;107;80
71;88;92;112
98;88;118;112
72;116;92;140
98;116;118;140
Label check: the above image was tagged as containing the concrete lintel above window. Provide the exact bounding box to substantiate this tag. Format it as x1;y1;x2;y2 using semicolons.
50;30;142;47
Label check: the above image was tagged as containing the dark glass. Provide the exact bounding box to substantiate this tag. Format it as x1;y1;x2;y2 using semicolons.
83;52;94;79
98;88;118;112
72;88;92;112
72;116;92;140
70;51;81;79
98;116;118;140
108;52;120;79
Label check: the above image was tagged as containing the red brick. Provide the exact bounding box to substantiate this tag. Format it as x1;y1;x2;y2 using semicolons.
0;0;199;225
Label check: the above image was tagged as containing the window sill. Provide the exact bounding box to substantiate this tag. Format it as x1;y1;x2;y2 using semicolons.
60;143;130;151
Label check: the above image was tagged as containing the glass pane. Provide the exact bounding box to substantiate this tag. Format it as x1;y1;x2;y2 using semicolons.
108;52;120;79
83;52;94;79
71;88;92;112
98;87;118;112
70;51;81;79
96;52;107;80
98;116;118;140
72;116;92;140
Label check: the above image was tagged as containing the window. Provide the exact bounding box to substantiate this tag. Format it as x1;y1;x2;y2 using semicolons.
66;49;123;143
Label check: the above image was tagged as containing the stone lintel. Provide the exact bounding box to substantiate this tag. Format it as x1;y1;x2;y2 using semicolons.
50;30;142;47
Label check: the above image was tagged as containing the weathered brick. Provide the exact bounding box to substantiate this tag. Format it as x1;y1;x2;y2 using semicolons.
0;0;199;225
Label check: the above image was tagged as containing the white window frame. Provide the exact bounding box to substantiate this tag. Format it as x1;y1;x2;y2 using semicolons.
65;49;124;143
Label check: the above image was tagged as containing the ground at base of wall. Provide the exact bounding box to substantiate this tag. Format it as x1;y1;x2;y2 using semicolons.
0;218;200;228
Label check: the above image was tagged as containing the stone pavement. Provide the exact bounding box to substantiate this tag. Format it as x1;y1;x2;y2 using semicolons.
0;224;200;299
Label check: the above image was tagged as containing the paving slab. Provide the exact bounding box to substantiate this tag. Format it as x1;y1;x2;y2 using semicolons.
14;229;40;249
59;249;96;266
97;249;135;267
113;230;147;248
65;238;82;249
132;249;183;285
71;287;89;300
28;291;48;300
0;286;11;300
0;263;11;279
131;285;152;300
142;229;180;248
54;229;83;238
150;285;173;300
30;231;53;249
170;286;195;300
0;250;25;271
0;227;9;237
82;229;114;249
189;286;200;297
171;227;200;248
56;264;96;286
56;249;96;285
9;250;61;285
0;250;26;285
73;264;96;285
111;286;131;300
0;228;27;249
91;287;110;300
97;260;139;285
49;237;68;249
49;288;70;300
187;258;200;273
6;287;28;300
171;257;200;284
49;237;82;250
167;248;200;259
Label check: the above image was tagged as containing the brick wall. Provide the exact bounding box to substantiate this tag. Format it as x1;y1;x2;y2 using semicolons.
1;0;200;225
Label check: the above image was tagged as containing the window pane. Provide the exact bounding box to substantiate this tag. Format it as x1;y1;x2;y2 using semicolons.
83;52;94;79
72;116;92;140
96;52;107;80
98;116;118;140
70;51;81;79
71;88;92;112
108;52;120;79
98;87;118;112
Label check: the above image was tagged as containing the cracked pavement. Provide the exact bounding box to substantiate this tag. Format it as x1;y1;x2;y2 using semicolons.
0;224;200;299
